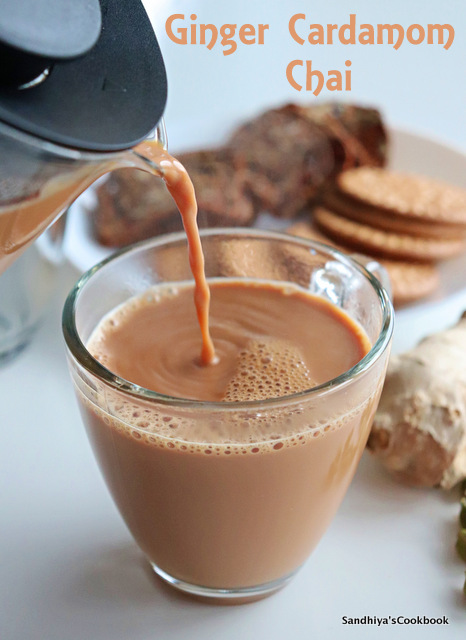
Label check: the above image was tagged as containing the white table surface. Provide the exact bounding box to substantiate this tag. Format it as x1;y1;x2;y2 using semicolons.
2;1;466;638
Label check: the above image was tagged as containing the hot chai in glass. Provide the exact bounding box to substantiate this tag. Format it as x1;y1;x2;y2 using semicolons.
63;229;393;602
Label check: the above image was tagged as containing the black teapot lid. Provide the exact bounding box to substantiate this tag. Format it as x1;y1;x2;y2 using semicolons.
0;0;167;151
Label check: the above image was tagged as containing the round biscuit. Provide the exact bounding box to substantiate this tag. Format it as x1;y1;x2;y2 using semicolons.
322;188;466;239
337;168;466;224
313;206;465;262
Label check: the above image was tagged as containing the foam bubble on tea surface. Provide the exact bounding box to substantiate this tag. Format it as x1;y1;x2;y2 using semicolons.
223;337;316;402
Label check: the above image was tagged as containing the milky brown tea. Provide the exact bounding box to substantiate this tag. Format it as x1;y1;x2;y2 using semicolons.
76;278;383;593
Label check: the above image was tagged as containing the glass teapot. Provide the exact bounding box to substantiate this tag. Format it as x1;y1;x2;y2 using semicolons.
0;0;168;275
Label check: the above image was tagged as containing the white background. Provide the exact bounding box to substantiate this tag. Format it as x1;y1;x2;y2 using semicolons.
146;0;466;151
1;1;466;639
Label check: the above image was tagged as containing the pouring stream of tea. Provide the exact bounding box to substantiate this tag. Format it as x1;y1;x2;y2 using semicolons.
133;141;217;366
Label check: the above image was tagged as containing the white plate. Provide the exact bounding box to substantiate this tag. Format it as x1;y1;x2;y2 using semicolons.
64;127;466;354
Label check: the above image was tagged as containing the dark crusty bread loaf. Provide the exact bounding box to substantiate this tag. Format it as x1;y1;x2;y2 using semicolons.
285;103;387;173
91;148;257;247
227;106;334;219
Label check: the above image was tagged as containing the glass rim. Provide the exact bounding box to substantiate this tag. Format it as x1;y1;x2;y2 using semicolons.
62;228;394;411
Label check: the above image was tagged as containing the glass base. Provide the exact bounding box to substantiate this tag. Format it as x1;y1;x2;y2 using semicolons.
150;563;299;603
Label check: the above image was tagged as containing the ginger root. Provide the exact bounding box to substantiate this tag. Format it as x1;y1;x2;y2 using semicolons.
368;313;466;489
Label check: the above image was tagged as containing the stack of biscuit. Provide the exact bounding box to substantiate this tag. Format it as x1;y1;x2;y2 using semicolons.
289;167;466;307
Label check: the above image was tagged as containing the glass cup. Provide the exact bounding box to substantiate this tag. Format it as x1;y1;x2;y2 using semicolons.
63;229;393;602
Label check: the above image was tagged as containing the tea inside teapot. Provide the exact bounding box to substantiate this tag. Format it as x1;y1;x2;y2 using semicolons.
0;122;168;275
